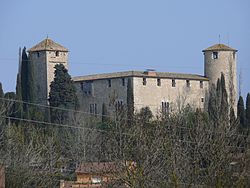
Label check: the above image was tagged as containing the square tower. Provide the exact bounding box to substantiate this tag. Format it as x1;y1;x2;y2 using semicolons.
28;38;68;104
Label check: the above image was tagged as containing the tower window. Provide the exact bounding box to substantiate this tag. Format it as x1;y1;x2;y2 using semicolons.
108;79;111;87
172;79;176;87
122;78;125;86
157;78;161;86
186;80;190;87
200;81;203;89
201;98;204;103
212;52;218;59
55;51;59;56
37;52;40;58
143;78;147;85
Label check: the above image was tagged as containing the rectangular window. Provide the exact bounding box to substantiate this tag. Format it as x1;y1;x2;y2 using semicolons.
122;78;125;86
162;102;170;115
55;51;59;56
201;98;204;103
212;52;218;59
108;79;111;87
172;79;176;87
143;77;147;85
186;80;190;87
115;100;124;112
200;81;203;89
81;81;93;95
157;78;161;86
90;104;97;115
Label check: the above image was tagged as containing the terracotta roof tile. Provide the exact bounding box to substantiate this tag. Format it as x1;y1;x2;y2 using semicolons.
202;43;237;52
28;38;68;52
75;162;122;174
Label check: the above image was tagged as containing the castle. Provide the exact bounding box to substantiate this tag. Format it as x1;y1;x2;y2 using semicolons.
27;38;238;116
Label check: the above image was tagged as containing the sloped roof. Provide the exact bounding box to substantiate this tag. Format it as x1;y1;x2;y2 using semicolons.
73;70;209;82
202;44;237;52
28;38;68;52
75;162;121;174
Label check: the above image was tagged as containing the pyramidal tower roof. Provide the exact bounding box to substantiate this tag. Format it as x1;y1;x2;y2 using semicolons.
202;43;237;52
28;38;68;52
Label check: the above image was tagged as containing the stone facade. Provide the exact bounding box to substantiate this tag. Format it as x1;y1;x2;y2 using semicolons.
28;39;237;117
203;44;237;113
73;71;209;117
28;38;68;104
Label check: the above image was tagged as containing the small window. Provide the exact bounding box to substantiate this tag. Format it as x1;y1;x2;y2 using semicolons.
81;81;93;95
172;79;176;87
143;78;147;85
108;79;111;87
55;51;59;56
186;80;190;87
162;102;170;115
90;104;97;115
122;78;125;86
200;81;203;89
92;176;102;183
37;52;40;58
115;100;124;111
157;78;161;86
212;52;218;59
233;52;236;59
201;98;204;103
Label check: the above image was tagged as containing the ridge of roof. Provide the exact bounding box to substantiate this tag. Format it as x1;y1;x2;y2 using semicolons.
28;38;68;52
202;43;237;52
73;70;209;82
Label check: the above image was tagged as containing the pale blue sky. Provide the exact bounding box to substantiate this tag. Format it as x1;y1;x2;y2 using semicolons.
0;0;249;99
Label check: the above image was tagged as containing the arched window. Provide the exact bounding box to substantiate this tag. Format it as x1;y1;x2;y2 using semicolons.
55;51;59;56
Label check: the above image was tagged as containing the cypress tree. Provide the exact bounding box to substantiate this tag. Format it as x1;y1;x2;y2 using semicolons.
127;77;134;126
237;96;245;128
208;73;229;125
246;93;250;128
15;73;23;118
220;73;229;121
49;64;78;124
0;82;3;108
20;47;35;118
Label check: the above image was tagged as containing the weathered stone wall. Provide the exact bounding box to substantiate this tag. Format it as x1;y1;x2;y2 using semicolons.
76;76;209;119
133;77;209;115
46;51;68;96
29;50;68;105
75;77;128;120
204;51;237;112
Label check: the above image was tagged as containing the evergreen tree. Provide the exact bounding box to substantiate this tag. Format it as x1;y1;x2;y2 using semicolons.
220;73;229;122
15;73;23;118
0;82;3;108
20;47;35;117
127;77;134;126
237;96;245;128
246;93;250;128
49;64;78;124
208;73;229;125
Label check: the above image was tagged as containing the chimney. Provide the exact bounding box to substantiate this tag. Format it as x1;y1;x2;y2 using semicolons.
143;69;156;76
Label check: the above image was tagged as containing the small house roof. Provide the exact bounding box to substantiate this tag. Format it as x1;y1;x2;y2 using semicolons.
28;38;68;52
75;162;121;174
202;44;237;52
